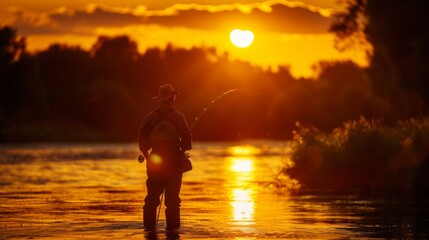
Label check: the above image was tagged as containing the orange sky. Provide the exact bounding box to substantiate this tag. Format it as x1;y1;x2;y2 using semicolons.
0;0;368;77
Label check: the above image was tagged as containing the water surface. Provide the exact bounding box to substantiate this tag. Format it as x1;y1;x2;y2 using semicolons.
0;141;428;239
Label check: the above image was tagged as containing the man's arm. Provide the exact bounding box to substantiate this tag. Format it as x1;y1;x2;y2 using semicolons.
139;113;153;155
176;112;192;151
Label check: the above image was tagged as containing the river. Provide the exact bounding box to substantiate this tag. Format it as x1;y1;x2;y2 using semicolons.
0;141;428;239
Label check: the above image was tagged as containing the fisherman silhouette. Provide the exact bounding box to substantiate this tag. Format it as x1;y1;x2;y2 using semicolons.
139;84;192;230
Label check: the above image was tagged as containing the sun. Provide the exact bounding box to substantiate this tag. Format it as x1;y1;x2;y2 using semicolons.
230;29;254;48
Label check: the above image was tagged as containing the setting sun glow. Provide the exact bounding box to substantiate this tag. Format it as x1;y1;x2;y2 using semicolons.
230;29;254;48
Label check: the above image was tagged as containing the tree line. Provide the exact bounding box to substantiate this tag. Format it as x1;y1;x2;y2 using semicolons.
1;0;429;143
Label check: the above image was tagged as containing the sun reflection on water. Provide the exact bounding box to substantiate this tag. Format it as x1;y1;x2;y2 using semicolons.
231;189;254;223
230;157;253;173
228;145;257;225
229;145;261;156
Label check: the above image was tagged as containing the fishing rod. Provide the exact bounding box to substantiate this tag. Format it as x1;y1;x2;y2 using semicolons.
138;88;251;163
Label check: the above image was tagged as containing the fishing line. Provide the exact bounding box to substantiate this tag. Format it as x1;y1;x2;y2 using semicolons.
156;190;164;225
189;89;251;131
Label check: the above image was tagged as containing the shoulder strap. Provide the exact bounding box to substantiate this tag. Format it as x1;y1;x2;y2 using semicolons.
150;108;176;130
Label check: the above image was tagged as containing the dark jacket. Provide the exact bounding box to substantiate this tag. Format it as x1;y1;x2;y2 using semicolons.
139;107;192;152
139;107;192;177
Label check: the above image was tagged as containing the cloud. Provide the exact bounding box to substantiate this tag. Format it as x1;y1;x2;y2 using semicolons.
11;5;145;35
10;1;331;35
147;2;331;34
50;6;144;28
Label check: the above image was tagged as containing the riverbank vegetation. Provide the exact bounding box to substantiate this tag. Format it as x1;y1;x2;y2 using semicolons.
285;117;429;193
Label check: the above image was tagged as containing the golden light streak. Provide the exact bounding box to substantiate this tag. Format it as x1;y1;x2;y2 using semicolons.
23;26;368;78
228;145;257;224
231;158;254;173
228;145;261;156
231;189;254;222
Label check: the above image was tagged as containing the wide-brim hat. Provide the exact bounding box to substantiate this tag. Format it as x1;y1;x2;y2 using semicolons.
153;84;180;102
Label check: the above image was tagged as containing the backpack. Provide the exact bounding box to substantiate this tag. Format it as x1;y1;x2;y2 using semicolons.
147;108;193;173
149;109;179;142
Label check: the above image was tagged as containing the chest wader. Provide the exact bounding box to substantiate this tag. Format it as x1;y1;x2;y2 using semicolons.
143;110;182;229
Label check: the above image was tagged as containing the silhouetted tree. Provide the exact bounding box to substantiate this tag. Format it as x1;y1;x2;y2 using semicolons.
0;26;26;117
0;26;25;67
331;0;429;116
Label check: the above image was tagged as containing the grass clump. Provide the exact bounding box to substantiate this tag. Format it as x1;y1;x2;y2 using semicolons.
285;117;429;192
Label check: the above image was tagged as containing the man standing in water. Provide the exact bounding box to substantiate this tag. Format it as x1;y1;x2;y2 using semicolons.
139;84;192;230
